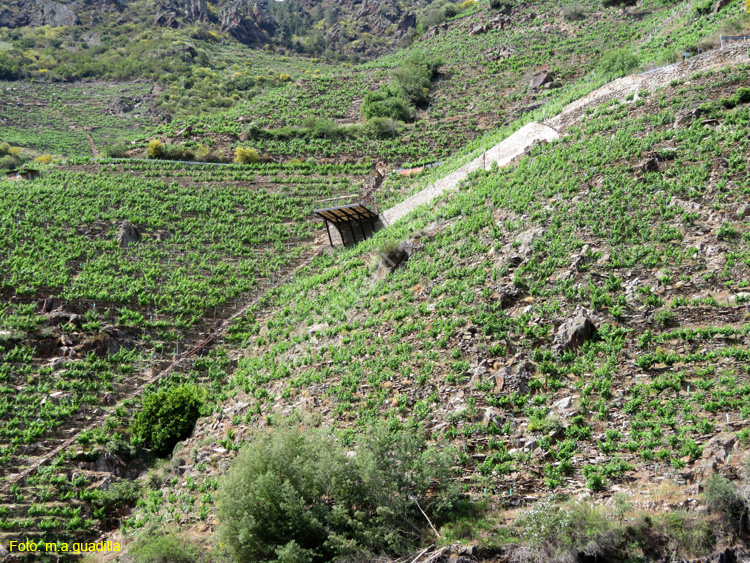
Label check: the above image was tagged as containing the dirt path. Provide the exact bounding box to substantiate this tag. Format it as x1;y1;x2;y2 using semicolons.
546;43;750;132
382;122;560;226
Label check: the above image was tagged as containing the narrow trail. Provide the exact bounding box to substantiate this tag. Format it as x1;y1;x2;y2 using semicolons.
382;122;560;226
546;43;749;132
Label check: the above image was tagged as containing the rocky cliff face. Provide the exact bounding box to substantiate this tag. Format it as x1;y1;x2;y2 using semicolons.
0;0;431;60
219;0;277;46
0;0;79;28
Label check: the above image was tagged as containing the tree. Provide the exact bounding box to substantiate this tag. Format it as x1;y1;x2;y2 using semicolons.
217;421;457;563
599;49;639;78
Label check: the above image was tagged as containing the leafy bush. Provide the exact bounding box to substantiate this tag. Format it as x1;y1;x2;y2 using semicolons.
33;155;53;165
490;0;513;9
130;384;205;456
93;479;142;518
562;4;586;20
217;420;457;563
148;139;164;159
653;308;677;328
393;53;444;106
703;473;748;532
161;144;196;161
512;498;617;562
234;147;261;164
130;524;201;563
599;49;639;78
363;117;404;138
444;3;459;17
362;86;415;122
103;143;130;158
460;0;476;9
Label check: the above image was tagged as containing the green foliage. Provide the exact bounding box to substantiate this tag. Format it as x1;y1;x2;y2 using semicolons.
130;384;205;456
653;308;677;329
130;524;201;563
93;479;142;517
513;498;616;561
703;473;748;532
562;4;586;21
364;117;404;138
393;53;444;106
0;141;31;171
599;49;639;78
217;420;457;563
103;143;130;158
362;85;416;122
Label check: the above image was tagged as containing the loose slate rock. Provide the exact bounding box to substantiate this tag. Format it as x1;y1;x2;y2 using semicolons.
552;307;596;354
117;220;141;248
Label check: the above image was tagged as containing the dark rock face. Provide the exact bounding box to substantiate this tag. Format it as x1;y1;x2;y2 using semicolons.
220;1;276;46
397;12;416;32
117;220;141;248
0;0;78;27
637;157;660;173
31;0;79;26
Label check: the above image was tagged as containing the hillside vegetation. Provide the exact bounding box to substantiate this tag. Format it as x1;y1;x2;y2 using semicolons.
0;0;750;561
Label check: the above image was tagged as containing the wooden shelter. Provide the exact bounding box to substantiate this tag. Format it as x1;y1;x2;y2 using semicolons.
314;202;380;247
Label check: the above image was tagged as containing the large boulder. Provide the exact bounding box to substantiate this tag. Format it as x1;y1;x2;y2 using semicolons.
529;71;554;92
552;307;596;354
117;220;141;248
30;0;78;27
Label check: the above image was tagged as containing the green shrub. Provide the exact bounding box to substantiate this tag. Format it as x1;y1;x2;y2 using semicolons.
130;524;200;563
444;3;459;17
103;143;130;158
393;53;444;106
653;308;677;328
513;498;616;561
362;86;415;122
217;420;457;563
490;0;513;9
702;473;747;532
599;49;639;78
130;384;205;456
363;117;404;138
562;4;586;20
93;479;142;517
234;147;261;164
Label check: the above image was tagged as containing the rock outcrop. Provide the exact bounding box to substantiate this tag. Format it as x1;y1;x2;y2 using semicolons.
552;307;596;354
219;0;276;46
117;220;141;248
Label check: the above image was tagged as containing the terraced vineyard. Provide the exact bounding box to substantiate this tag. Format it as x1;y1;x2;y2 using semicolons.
0;159;388;553
0;82;156;157
153;0;748;166
118;61;750;560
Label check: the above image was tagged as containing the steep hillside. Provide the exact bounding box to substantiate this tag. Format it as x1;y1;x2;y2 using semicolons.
1;0;750;561
110;55;750;560
150;0;750;164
